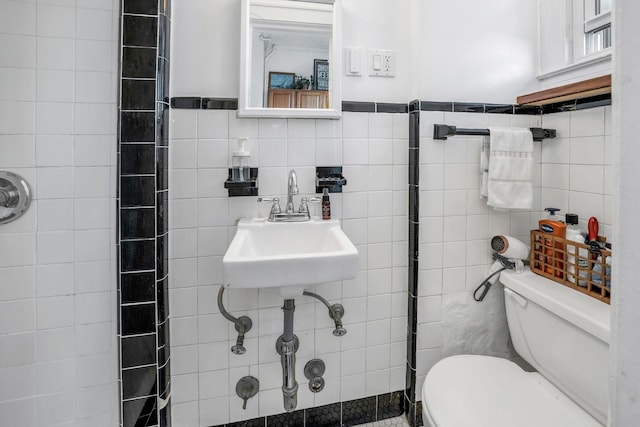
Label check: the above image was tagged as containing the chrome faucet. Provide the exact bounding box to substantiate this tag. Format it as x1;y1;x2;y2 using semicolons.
257;169;313;222
286;169;299;213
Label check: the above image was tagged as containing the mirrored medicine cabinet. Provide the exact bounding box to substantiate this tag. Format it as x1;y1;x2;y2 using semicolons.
238;0;342;119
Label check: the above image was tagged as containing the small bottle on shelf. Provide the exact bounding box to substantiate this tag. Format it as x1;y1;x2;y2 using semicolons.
565;213;588;286
321;188;331;220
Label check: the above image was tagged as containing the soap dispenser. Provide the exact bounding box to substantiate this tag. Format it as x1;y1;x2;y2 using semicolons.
232;137;251;182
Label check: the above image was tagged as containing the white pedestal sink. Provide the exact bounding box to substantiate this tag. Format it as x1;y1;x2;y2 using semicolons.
223;218;358;299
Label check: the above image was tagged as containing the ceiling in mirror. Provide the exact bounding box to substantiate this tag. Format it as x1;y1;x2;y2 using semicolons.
239;0;342;119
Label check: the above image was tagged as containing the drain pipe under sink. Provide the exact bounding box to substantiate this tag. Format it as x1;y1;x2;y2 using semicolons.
277;299;299;412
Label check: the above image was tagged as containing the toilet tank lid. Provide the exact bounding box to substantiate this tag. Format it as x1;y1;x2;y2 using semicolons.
500;268;610;343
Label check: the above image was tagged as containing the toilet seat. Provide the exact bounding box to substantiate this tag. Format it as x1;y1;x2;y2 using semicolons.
421;355;602;427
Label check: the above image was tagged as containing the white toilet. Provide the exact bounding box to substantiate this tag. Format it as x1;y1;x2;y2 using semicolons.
421;268;610;427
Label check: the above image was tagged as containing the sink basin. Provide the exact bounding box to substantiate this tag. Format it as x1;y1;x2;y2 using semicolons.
223;218;358;298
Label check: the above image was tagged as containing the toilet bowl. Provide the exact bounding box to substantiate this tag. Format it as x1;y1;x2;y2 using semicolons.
421;268;610;427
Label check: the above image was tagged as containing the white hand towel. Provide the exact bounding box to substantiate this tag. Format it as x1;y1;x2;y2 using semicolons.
486;127;534;210
480;138;489;198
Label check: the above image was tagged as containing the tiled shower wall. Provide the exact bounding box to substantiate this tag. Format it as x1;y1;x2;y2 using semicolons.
168;109;409;426
413;104;613;400
0;0;119;426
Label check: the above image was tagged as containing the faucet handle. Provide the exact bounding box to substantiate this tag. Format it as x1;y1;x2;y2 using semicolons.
298;197;309;214
302;197;321;218
258;197;281;215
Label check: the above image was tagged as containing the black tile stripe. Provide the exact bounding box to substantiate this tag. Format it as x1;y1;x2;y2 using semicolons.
170;95;611;114
122;334;157;368
514;105;542;115
124;0;158;15
453;102;484;113
122;365;158;399
202;97;239;110
170;97;202;109
119;1;171;425
123;395;159;427
405;108;420;420
420;101;453;112
121;208;156;239
121;271;156;304
123;15;158;47
485;103;515;114
542;93;612;113
122;47;157;79
341;101;376;112
122;79;156;110
376;102;408;113
121;111;156;143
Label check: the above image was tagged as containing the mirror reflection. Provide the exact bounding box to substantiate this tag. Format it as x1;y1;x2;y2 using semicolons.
251;28;330;108
240;0;341;118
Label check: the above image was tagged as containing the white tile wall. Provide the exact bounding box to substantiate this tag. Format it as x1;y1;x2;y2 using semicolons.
0;0;119;425
169;110;408;425
414;106;613;396
540;107;613;240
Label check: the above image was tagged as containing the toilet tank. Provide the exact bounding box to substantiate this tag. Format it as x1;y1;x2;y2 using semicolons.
500;269;610;425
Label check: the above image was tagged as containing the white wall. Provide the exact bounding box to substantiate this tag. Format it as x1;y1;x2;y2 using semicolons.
172;0;414;103
0;0;119;426
341;0;414;103
610;0;640;424
418;0;539;104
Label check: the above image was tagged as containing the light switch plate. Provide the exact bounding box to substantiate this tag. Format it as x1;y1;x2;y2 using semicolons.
368;49;395;77
345;47;363;76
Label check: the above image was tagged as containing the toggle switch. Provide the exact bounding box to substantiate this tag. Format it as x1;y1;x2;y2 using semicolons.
368;49;395;77
372;54;382;70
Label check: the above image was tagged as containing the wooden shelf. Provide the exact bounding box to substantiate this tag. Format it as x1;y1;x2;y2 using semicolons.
517;75;611;106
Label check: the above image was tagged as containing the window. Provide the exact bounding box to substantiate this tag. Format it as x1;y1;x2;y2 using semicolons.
583;0;612;55
538;0;612;78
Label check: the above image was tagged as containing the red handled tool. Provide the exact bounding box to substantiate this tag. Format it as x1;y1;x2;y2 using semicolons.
588;217;599;260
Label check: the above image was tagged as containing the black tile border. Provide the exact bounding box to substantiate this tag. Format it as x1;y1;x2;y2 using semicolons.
171;96;201;109
405;106;420;423
542;93;612;113
170;95;610;115
212;390;405;427
485;103;515;114
513;105;543;115
119;0;172;426
171;93;612;117
453;102;484;113
203;97;239;110
341;101;375;112
376;102;408;113
420;101;453;112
